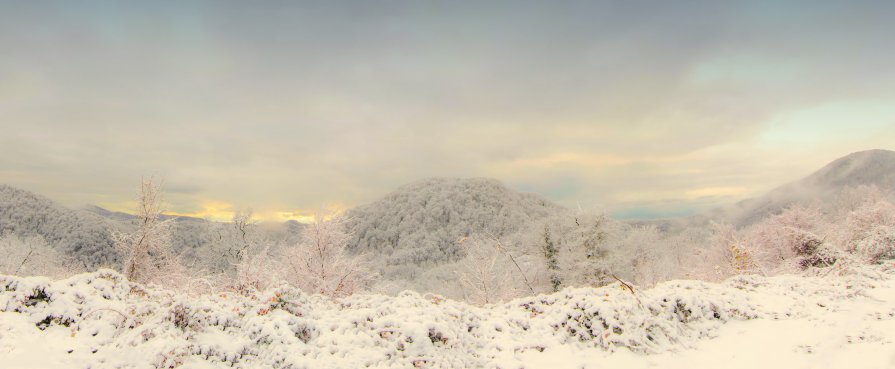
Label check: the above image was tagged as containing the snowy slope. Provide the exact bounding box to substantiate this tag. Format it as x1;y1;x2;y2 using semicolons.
2;266;894;369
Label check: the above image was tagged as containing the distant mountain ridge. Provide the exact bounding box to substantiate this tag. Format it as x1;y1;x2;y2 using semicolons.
82;205;205;223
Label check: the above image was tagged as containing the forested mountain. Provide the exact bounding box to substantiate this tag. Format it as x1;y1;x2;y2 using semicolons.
0;187;306;273
0;185;117;268
344;177;566;265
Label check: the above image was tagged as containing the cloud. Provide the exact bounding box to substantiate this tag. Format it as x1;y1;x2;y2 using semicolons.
1;1;894;219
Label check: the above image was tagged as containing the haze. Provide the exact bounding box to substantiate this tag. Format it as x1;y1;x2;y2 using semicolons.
2;0;894;221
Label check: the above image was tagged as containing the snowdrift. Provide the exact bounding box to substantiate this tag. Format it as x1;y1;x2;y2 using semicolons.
2;267;894;369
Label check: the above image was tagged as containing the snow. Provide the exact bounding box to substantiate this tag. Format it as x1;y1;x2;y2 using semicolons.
2;266;894;369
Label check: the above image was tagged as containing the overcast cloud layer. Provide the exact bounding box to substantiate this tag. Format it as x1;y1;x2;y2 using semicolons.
2;1;894;220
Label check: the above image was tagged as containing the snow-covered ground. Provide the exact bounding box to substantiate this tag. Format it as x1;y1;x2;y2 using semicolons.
2;266;894;369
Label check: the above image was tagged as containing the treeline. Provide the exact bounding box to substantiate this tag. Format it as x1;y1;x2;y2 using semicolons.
449;185;895;303
2;180;894;305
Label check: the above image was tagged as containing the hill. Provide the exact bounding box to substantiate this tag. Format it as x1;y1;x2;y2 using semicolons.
0;185;118;268
345;177;565;265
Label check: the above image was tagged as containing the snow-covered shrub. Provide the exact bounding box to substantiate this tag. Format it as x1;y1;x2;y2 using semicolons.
3;265;892;368
688;222;755;280
837;199;895;264
847;225;895;264
745;205;828;273
696;206;833;280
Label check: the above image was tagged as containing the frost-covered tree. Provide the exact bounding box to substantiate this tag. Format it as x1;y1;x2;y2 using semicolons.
540;225;562;292
693;206;833;280
0;232;80;277
111;178;184;285
280;209;375;297
619;225;665;286
836;198;895;264
551;212;623;287
748;205;829;272
455;236;521;304
663;226;709;280
223;211;280;292
699;222;756;279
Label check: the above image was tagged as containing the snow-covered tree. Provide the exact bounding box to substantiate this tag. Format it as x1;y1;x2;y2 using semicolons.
749;205;829;272
203;210;280;292
111;178;184;285
836;198;895;264
0;232;80;277
280;209;375;297
540;225;562;292
455;236;521;304
663;226;710;280
693;206;832;280
620;225;664;286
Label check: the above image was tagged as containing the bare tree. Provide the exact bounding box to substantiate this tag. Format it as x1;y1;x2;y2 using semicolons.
279;208;375;298
455;236;522;304
202;209;277;288
111;177;182;284
224;211;279;292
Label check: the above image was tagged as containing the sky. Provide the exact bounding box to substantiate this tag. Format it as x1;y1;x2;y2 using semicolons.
2;0;895;221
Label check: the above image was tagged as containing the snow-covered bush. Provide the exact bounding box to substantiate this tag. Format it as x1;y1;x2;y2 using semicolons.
745;205;829;273
3;266;890;368
837;198;895;264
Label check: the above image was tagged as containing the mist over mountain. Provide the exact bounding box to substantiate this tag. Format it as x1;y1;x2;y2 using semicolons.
801;149;895;188
345;177;566;265
716;149;895;226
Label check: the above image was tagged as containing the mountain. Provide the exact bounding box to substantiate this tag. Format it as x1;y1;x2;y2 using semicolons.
0;185;118;268
717;149;895;226
83;205;205;223
796;149;895;189
345;177;566;265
